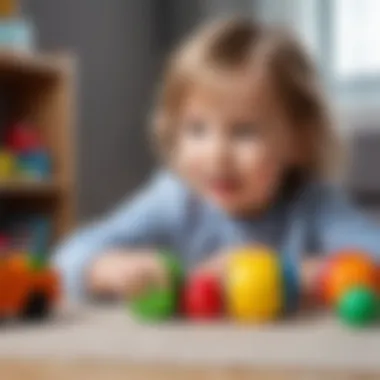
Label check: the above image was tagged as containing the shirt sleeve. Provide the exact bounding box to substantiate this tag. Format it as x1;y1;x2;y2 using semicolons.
312;184;380;261
52;171;184;301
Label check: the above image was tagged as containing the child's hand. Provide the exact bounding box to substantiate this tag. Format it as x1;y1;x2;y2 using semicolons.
192;251;230;280
87;250;167;299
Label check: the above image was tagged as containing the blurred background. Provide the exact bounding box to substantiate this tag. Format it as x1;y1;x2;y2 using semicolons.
17;0;380;224
0;1;379;376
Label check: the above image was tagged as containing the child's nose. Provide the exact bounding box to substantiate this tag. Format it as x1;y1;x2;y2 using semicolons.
208;136;230;166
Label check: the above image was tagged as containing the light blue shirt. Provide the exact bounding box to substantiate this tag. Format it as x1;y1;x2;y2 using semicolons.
53;170;380;300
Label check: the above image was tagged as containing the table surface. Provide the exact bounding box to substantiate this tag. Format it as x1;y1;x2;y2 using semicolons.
0;305;379;377
1;360;377;380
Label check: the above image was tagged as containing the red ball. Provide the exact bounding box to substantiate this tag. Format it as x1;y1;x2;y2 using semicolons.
182;273;223;319
6;123;42;153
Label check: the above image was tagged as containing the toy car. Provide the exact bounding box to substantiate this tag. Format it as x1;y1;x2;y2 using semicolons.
0;254;60;320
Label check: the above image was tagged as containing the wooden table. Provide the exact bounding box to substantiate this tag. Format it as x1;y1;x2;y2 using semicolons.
0;306;379;379
1;360;376;380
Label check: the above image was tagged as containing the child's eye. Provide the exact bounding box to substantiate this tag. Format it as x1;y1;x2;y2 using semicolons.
184;121;208;138
232;123;258;140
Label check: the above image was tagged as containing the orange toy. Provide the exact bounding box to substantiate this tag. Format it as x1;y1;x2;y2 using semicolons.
318;250;378;306
0;254;60;319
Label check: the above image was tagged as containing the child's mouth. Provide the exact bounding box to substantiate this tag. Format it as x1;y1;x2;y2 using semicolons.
208;176;241;198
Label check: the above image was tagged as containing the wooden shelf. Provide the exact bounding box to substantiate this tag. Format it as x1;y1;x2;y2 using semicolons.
0;179;60;195
0;50;72;80
0;51;76;238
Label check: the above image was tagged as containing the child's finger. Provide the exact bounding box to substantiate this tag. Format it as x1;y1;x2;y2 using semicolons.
124;257;169;299
194;253;229;277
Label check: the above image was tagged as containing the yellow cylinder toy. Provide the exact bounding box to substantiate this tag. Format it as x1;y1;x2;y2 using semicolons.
0;150;16;179
226;245;283;323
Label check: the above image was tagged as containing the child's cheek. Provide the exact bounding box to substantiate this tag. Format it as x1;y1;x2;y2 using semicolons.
239;144;283;204
174;142;204;182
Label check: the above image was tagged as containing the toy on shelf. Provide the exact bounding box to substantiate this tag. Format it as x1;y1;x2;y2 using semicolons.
0;215;60;321
6;123;42;154
1;123;52;180
129;250;183;321
182;272;223;319
0;149;16;179
317;249;380;327
0;0;19;18
0;1;35;52
18;150;51;180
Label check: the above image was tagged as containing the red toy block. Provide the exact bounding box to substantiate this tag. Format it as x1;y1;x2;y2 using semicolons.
182;273;223;319
6;123;43;153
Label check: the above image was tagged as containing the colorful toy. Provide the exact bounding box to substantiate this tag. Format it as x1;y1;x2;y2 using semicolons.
182;273;222;319
0;215;59;321
0;19;35;52
337;286;378;327
129;250;183;321
18;150;51;180
0;149;16;179
317;249;379;326
2;123;52;180
127;245;300;323
0;0;19;17
225;246;284;323
0;253;60;320
281;254;300;314
318;250;378;306
6;123;42;154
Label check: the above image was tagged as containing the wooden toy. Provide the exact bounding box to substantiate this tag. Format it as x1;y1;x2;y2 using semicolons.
337;286;379;327
182;273;222;320
0;253;60;320
225;246;283;323
129;250;183;321
0;149;16;179
318;250;378;306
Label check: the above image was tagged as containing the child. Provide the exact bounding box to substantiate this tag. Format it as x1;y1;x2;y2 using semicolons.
54;17;380;302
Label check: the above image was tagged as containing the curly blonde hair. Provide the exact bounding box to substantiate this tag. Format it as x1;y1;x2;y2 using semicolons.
152;17;341;182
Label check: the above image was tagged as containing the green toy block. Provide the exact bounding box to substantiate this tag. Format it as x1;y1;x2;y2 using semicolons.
128;250;183;322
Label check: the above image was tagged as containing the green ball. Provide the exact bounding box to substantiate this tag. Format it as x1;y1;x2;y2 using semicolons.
130;288;176;321
337;287;379;327
129;250;183;321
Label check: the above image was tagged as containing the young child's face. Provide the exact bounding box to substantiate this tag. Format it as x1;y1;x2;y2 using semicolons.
175;72;296;215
